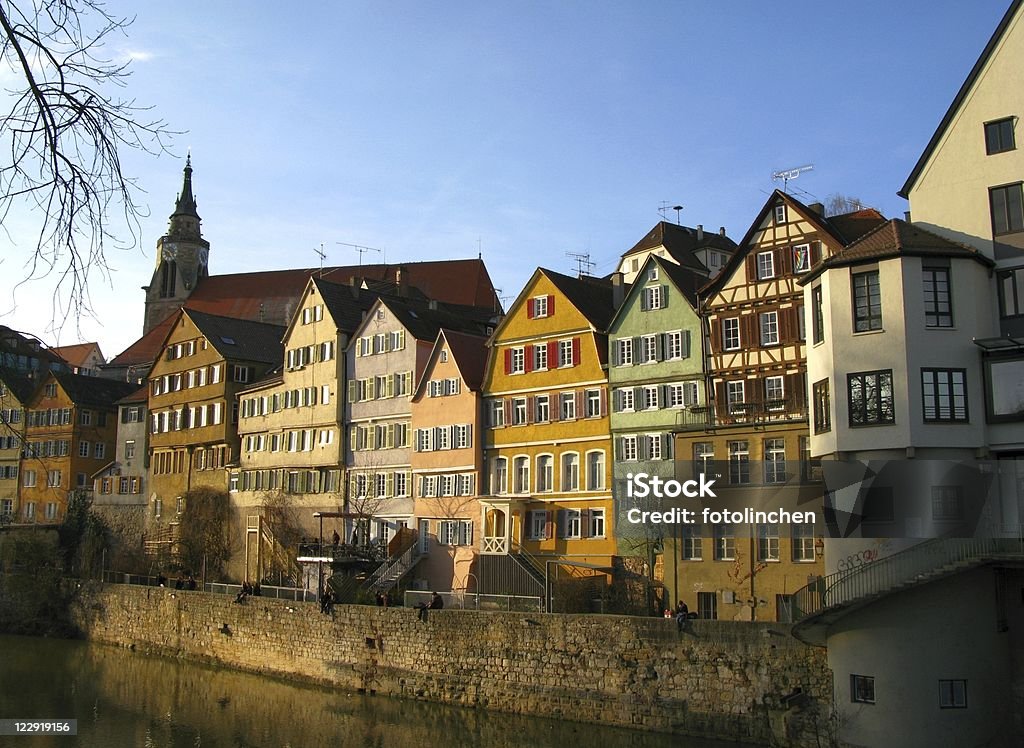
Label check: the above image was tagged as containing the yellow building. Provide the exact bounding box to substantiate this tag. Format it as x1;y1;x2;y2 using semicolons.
147;309;284;527
480;268;617;597
0;372;32;522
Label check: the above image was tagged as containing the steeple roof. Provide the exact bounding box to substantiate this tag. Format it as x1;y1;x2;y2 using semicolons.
172;154;199;220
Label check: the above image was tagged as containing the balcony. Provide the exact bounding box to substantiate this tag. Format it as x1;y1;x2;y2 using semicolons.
674;395;808;431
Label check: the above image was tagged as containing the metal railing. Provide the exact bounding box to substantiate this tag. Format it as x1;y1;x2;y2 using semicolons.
365;532;421;593
404;589;543;612
675;395;808;430
791;535;1024;624
205;581;316;602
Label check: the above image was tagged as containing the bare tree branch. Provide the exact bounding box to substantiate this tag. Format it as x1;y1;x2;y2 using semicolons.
0;0;177;329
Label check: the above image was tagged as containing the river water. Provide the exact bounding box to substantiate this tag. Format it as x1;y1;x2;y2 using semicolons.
0;635;748;748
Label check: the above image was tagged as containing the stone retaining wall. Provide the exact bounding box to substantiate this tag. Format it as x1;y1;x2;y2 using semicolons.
70;585;834;746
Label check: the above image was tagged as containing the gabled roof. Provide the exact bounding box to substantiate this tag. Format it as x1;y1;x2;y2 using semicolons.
623;221;737;272
108;314;176;370
365;296;495;345
51;342;104;369
701;190;886;299
542;269;616;331
184;309;286;364
440;329;489;392
800;218;995;283
115;384;150;406
899;0;1024;198
607;254;703;331
51;370;137;408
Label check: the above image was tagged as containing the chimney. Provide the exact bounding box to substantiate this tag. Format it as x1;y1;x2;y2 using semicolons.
395;265;409;297
719;227;726;236
809;202;825;216
696;224;704;241
428;299;438;311
904;211;912;223
611;272;625;308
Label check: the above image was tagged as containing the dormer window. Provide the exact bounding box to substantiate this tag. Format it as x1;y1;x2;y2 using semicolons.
985;117;1016;155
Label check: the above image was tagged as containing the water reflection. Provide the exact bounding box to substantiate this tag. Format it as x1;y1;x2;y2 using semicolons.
0;635;747;747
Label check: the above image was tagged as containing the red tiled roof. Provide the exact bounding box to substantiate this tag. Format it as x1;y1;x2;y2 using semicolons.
51;342;104;368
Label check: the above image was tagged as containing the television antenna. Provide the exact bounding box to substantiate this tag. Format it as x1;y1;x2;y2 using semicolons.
313;243;327;275
336;241;382;265
566;251;595;277
771;164;814;192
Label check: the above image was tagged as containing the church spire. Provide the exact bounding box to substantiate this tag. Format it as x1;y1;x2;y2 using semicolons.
167;153;202;239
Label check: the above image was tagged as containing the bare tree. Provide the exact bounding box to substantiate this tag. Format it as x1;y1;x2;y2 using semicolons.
824;193;866;217
0;0;175;325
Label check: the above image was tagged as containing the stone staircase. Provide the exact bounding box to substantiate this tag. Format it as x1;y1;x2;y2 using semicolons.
791;535;1024;646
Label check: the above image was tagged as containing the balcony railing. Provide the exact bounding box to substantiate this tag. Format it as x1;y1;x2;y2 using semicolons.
675;395;808;431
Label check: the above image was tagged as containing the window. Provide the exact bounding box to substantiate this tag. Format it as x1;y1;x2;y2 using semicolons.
94;443;106;459
852;271;882;332
813;379;831;433
621;435;638;461
536;455;554;493
757;523;780;561
493;457;508;495
560;392;576;420
851;675;875;704
585;389;601;418
642;285;663;310
665;330;685;359
756;252;775;280
44;383;57;397
990;183;1023;236
985;117;1015;154
79;409;92;426
533;295;549;318
529;510;547;540
586;451;605;490
681;524;702;560
45;502;58;520
792;523;815;562
760;311;779;346
559;509;581;539
764;438;786;484
848;370;895;426
558;339;575;367
24;501;36;520
694;443;714;475
647;434;663;461
668;382;698;408
510;347;525;374
47;470;61;487
939;679;967;709
589;508;606;538
812;285;824;344
713;524;736;560
726;381;745;413
513;456;530;494
616;387;635;412
764;376;784;409
512;398;527;426
923;267;953;327
490;400;505;428
792;243;811;273
728;441;749;484
722;318;740;351
640;335;657;363
535;395;550;423
774;204;787;224
616;338;634;366
922;369;968;422
79;440;90;457
647;265;659;281
561;453;579;491
534;344;548;371
642;386;658;410
932;486;964;521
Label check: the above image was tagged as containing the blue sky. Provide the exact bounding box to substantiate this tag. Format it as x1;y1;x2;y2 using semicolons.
0;1;1012;358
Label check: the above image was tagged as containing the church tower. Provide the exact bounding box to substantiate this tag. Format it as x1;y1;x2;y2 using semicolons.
142;156;210;335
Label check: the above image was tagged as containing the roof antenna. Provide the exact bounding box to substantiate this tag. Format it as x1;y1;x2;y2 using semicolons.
336;241;382;266
566;251;595;278
313;243;326;276
771;164;814;193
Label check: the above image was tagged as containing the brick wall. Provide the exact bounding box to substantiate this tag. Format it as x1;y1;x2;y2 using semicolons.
70;585;833;746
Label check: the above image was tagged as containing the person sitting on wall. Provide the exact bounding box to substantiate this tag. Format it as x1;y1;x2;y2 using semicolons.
187;575;197;591
156;573;167;588
675;600;689;632
174;576;185;590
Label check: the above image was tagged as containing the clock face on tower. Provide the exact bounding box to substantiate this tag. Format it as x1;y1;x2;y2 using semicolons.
162;242;179;261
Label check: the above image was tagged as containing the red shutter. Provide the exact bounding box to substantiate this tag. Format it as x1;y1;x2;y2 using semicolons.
714;316;724;354
525;344;534;373
779;306;793;342
714;380;728;420
547;340;558;364
552;392;561;421
526;395;535;424
504;348;512;374
742;315;757;349
571;337;581;366
746;255;758;283
599;387;608;417
548;295;555;316
503;398;511;424
580;509;590;538
781;246;794;276
526;299;535;319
